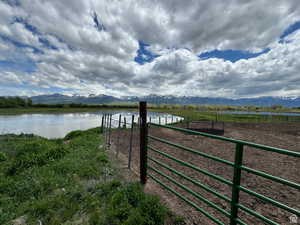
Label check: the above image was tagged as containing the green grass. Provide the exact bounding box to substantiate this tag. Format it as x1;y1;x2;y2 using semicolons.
0;128;183;225
152;108;300;123
1;102;300;116
0;107;137;115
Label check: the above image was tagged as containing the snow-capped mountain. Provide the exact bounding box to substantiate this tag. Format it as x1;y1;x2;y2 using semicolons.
27;94;300;107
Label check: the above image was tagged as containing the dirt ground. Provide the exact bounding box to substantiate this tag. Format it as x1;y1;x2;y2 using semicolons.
110;121;300;225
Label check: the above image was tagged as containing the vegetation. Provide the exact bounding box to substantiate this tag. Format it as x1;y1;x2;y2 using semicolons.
0;128;183;225
152;108;300;123
0;97;32;108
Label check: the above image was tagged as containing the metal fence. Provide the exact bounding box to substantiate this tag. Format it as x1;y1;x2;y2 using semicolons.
101;111;184;170
137;102;300;225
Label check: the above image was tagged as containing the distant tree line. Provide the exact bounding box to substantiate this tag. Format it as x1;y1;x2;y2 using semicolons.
31;103;138;109
0;97;32;108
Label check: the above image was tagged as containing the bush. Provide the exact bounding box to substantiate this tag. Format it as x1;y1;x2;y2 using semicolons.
0;152;7;162
6;140;69;175
90;182;168;225
64;130;85;140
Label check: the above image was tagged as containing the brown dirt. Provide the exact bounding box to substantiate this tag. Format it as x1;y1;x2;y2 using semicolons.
110;121;300;225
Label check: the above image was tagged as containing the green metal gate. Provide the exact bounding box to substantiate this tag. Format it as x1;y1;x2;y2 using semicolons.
139;102;300;225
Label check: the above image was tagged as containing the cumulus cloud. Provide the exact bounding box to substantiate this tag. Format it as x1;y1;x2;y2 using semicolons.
0;0;300;97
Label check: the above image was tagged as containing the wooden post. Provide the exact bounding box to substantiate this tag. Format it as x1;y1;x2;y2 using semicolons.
124;117;126;128
140;101;148;184
159;117;161;125
128;115;134;169
118;114;121;128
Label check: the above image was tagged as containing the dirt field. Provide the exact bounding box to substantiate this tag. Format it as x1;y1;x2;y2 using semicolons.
110;121;300;225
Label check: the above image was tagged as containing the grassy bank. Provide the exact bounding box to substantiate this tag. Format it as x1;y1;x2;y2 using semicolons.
0;128;183;225
0;107;137;115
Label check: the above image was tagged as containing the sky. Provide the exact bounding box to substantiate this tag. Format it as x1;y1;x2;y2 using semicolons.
0;0;300;98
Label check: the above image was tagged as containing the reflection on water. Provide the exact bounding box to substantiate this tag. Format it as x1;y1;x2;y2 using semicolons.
0;111;183;139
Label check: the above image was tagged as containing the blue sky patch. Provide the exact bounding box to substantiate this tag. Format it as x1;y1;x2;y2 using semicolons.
13;17;40;35
280;20;300;40
0;58;36;73
92;12;106;31
199;48;270;63
134;41;160;64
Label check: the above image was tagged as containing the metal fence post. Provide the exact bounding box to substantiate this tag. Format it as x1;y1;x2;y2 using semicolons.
101;114;104;133
140;101;148;184
128;115;134;169
116;115;121;158
105;114;109;147
108;114;112;146
104;114;107;146
230;143;244;225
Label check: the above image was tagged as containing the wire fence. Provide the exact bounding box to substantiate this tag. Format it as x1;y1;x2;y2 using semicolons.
101;113;184;169
100;104;300;225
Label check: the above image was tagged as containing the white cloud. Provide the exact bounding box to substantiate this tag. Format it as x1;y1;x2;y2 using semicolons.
0;0;300;98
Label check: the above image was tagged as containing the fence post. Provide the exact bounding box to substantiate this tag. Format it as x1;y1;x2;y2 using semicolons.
124;117;126;128
230;143;244;225
128;115;134;169
108;114;112;146
118;114;121;128
140;101;148;184
103;114;106;143
104;114;108;147
101;114;104;133
159;117;161;125
105;114;109;147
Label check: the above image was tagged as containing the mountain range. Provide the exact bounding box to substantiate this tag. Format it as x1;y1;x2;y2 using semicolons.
28;94;300;107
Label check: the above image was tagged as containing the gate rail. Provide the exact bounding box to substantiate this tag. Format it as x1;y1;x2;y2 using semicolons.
139;101;300;225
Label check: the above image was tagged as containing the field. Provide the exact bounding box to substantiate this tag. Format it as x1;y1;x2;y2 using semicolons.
0;128;183;225
0;103;300;116
110;120;300;224
0;105;299;225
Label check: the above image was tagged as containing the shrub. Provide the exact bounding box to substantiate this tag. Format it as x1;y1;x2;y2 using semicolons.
0;152;7;162
6;140;69;175
64;130;85;140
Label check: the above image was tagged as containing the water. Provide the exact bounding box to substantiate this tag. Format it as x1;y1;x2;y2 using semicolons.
220;111;300;116
0;111;183;138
